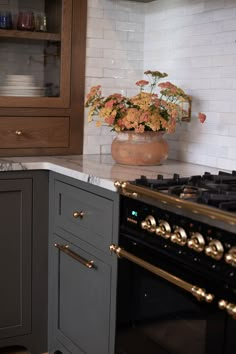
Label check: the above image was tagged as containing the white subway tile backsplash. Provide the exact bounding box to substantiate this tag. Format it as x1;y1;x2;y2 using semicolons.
104;30;128;41
212;8;236;21
103;48;128;59
217;158;236;170
128;31;144;42
127;51;143;61
103;68;127;79
204;0;225;11
211;55;235;66
104;9;129;21
88;7;104;18
116;21;144;33
86;67;104;78
86;27;104;39
86;47;104;58
209;78;234;89
84;0;236;169
222;19;236;31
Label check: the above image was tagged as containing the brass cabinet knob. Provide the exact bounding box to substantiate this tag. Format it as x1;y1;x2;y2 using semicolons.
170;226;187;246
187;232;205;252
141;215;156;233
225;247;236;267
155;220;171;239
205;239;224;260
73;211;84;219
15;130;23;136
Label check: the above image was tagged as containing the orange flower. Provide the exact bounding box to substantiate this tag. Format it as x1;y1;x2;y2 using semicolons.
85;70;206;134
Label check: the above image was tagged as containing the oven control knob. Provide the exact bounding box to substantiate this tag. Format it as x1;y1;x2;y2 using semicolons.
187;232;205;252
225;247;236;267
170;227;187;246
205;240;224;260
155;220;171;239
141;215;156;233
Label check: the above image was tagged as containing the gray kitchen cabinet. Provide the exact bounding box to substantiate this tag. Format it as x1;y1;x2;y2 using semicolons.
0;171;49;354
48;172;119;354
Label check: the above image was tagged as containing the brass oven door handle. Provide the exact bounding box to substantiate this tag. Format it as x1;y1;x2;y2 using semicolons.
54;243;94;269
218;299;236;320
110;244;214;303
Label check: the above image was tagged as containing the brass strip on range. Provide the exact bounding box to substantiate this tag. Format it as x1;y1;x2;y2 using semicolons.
114;180;236;226
54;243;94;269
110;244;214;303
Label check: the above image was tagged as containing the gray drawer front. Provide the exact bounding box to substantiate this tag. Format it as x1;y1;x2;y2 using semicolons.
54;180;113;252
52;235;111;354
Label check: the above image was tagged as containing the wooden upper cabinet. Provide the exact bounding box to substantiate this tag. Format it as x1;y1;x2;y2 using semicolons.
0;0;87;156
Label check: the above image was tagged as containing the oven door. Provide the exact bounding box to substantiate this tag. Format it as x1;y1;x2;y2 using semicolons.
112;234;228;354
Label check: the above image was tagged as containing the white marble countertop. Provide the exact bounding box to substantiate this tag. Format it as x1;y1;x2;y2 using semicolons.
0;154;229;192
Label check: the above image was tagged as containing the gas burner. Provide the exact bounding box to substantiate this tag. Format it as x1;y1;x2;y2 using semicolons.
134;174;190;190
132;171;236;212
168;185;202;200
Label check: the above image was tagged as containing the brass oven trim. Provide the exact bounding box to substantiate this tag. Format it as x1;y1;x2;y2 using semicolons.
110;244;214;303
114;180;236;226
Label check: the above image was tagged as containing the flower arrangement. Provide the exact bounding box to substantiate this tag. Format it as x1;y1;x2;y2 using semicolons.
85;70;206;134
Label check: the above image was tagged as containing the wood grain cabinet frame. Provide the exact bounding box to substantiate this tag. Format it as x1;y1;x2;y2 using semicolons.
0;0;87;157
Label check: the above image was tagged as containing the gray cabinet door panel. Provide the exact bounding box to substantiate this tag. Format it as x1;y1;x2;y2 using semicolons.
54;180;113;252
0;179;32;339
52;234;112;354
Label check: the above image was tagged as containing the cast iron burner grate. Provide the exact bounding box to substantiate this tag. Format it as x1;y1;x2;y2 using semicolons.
132;171;236;212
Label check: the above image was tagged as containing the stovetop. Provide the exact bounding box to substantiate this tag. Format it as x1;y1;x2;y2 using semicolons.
132;170;236;213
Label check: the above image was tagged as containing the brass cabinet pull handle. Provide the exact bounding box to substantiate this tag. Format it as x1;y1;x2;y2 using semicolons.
54;243;94;269
73;211;84;219
15;130;23;136
110;244;214;303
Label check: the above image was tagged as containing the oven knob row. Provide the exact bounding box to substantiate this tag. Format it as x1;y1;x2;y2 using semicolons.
140;216;236;267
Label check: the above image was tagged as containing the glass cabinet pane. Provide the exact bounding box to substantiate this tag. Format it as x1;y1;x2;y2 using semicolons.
0;0;66;101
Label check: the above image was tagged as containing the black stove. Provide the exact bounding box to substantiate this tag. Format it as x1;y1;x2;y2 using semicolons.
115;171;236;354
133;171;236;212
115;170;236;285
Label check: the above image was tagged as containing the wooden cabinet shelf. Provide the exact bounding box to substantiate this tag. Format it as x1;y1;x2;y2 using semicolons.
0;28;61;41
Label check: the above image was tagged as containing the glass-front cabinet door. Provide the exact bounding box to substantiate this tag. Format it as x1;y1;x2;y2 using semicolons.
0;0;71;108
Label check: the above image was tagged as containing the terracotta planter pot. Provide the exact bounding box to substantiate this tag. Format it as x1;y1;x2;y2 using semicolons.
111;131;169;166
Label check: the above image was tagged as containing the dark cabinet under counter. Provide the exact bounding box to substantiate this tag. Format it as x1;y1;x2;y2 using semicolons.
0;170;49;354
48;172;119;354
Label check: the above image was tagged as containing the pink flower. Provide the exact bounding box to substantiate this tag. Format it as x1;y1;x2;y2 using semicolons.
198;112;206;123
105;114;115;125
136;80;149;87
158;81;175;90
105;99;116;108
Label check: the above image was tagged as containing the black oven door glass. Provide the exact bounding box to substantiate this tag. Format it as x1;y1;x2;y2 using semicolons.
115;236;226;354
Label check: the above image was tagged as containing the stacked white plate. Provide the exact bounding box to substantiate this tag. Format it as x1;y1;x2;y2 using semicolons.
0;75;45;97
